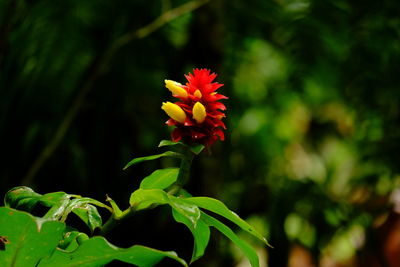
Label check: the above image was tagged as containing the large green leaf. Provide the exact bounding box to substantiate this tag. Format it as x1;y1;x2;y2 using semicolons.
129;189;169;211
168;196;201;228
0;207;65;266
140;168;179;190
172;209;210;263
185;197;270;246
123;151;182;170
4;186;42;210
39;237;188;267
201;212;260;267
129;189;201;228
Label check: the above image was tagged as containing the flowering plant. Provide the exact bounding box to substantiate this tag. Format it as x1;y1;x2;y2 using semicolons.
162;68;227;147
0;69;269;267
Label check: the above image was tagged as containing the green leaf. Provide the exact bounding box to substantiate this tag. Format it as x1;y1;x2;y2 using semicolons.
40;192;71;207
41;195;107;232
0;207;187;267
0;207;65;266
189;144;205;155
59;198;107;231
4;186;42;210
39;237;188;267
123;151;182;170
172;209;210;263
185;197;270;246
72;204;102;233
158;140;184;148
201;212;260;267
140;168;179;190
71;197;112;212
129;189;169;211
129;189;201;229
42;193;72;220
168;196;201;228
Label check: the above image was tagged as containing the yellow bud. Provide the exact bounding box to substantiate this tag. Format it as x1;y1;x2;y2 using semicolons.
165;80;188;98
192;102;206;124
194;90;202;98
162;102;186;123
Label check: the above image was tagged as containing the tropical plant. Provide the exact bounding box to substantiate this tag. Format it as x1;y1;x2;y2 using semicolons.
0;69;269;267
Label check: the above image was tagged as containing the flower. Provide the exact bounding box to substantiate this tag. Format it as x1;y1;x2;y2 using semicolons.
161;68;228;147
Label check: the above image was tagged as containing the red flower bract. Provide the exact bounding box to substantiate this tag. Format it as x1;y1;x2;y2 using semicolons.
162;68;228;147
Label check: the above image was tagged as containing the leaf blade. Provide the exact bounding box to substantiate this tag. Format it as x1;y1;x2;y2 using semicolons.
158;140;184;148
39;236;188;267
123;151;182;170
201;212;260;267
4;186;42;211
172;209;210;263
140;168;179;190
0;207;65;266
185;197;270;246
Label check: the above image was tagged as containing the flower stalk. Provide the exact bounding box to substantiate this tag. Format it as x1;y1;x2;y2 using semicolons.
176;146;195;187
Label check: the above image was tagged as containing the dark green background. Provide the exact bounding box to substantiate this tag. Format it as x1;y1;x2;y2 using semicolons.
1;0;400;266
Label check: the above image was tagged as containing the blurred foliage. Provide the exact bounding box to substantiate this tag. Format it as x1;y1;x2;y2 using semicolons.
1;0;400;266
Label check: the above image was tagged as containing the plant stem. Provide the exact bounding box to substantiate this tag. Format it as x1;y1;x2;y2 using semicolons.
176;146;195;187
98;206;136;236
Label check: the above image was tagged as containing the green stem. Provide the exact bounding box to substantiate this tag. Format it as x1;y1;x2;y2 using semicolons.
176;146;195;187
98;205;136;236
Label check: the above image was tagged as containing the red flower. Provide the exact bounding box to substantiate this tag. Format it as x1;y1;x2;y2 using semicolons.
161;68;228;147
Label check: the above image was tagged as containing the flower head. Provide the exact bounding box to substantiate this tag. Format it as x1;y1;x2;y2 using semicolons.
161;68;228;147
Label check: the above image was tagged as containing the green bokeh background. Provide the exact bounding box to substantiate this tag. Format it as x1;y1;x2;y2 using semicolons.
1;0;400;266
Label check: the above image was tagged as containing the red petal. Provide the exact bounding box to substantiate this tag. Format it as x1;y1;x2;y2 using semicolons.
204;83;223;94
207;112;224;119
213;128;225;141
208;102;226;111
204;94;228;102
215;119;227;129
205;117;226;129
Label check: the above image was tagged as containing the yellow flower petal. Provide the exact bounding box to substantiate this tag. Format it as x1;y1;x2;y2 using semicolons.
192;102;206;124
165;80;188;98
194;90;202;98
161;102;186;123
